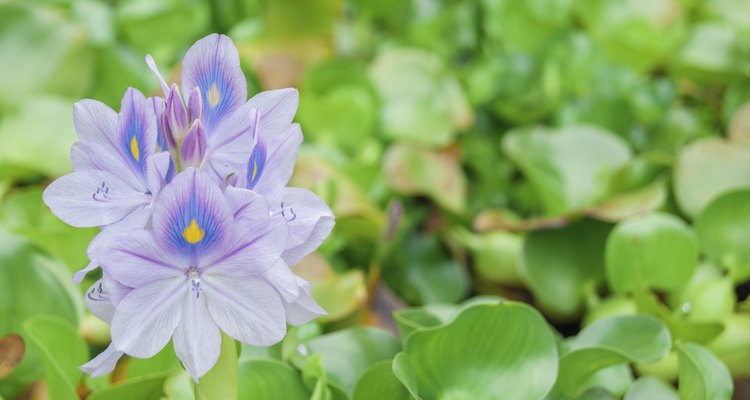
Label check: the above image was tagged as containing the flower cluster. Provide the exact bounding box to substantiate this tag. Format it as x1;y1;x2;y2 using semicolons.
42;34;334;381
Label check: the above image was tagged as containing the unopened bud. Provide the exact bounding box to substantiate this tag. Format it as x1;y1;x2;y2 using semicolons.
181;120;207;168
188;86;203;123
165;84;188;142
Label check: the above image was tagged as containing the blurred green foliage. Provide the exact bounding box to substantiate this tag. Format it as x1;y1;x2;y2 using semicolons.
1;0;749;398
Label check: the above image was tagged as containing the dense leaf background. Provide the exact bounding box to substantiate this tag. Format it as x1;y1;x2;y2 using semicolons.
1;0;749;399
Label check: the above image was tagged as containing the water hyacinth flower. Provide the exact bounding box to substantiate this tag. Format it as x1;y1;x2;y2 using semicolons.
41;32;335;382
90;169;323;379
43;88;172;231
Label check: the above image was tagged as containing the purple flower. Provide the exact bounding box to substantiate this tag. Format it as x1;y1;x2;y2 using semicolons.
43;88;171;231
148;34;334;266
89;169;322;380
44;32;334;381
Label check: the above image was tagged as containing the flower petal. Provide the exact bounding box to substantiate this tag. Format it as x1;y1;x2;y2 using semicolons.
145;54;170;96
283;277;326;326
96;229;185;288
110;277;186;358
203;275;286;346
149;96;168;152
151;168;233;262
204;103;258;184
238;124;302;199
85;279;116;323
262;260;299;302
225;186;270;220
202;216;287;277
70;142;96;171
42;170;150;228
181;34;246;133
273;188;335;266
246;88;298;135
146;151;175;198
81;344;124;378
73;99;118;144
172;292;220;381
117;88;157;184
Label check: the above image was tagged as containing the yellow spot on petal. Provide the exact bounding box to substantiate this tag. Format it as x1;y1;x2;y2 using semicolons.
208;84;220;108
251;162;258;182
130;136;140;161
182;219;205;244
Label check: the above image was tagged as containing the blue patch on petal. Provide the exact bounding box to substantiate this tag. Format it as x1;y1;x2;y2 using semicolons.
246;140;266;190
164;172;225;259
120;94;149;179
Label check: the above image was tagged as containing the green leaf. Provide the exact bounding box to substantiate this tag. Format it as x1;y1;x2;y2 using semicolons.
369;48;473;147
522;218;612;318
671;23;746;84
624;376;678;400
0;96;78;179
393;297;503;339
553;315;671;397
0;3;95;108
676;342;733;400
23;315;89;400
299;327;401;395
0;187;97;271
384;143;467;213
674;138;750;218
381;232;470;305
195;332;237;400
707;313;750;376
502;125;631;216
452;229;523;285
88;372;169;400
482;0;572;53
574;0;686;71
237;359;309;400
0;229;81;334
393;302;558;400
294;255;367;323
352;360;409;400
605;213;698;293
633;289;723;344
696;190;750;281
668;265;735;323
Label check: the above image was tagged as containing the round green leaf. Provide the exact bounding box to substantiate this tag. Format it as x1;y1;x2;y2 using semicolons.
453;229;523;285
237;359;309;400
384;143;467;213
676;342;733;400
523;218;612;318
696;190;750;281
624;376;678;400
502;125;631;216
369;48;472;147
352;360;409;400
674;138;750;218
393;302;558;400
606;213;697;293
554;315;671;397
300;327;401;395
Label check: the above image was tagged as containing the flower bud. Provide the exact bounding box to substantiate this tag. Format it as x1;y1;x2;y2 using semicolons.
188;86;203;123
181;119;206;168
165;84;188;142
